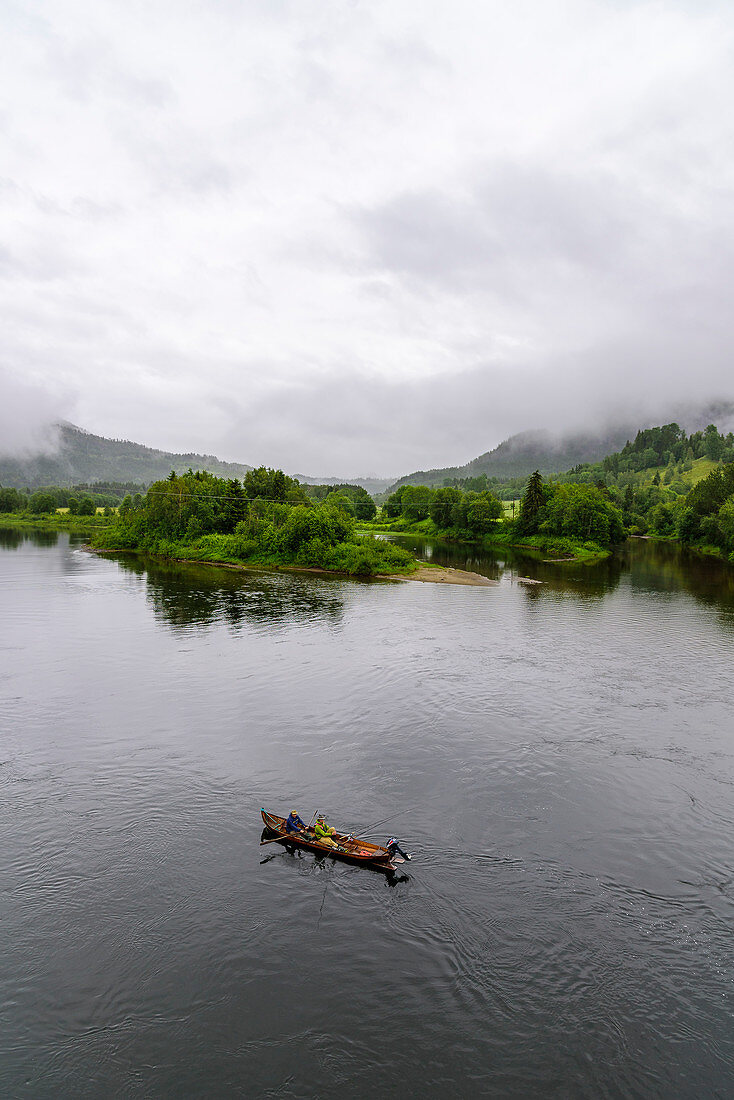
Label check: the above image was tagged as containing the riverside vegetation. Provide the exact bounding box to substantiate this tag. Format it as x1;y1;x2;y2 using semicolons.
90;468;415;577
86;468;624;571
545;422;734;561
0;481;143;534
372;422;734;563
5;420;734;568
371;473;624;562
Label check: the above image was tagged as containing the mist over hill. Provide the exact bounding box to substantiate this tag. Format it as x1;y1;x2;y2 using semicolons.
0;422;393;494
0;424;254;490
388;427;636;491
388;402;734;492
3;399;733;496
293;472;394;495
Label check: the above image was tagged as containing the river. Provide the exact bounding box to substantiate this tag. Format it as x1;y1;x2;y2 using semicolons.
1;530;733;1098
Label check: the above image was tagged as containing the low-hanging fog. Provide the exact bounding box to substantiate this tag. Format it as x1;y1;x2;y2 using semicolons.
2;1;734;477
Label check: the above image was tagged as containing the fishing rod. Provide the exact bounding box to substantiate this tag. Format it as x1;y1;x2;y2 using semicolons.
356;803;420;836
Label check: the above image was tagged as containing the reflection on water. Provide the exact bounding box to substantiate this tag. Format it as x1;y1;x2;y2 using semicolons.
258;829;410;885
390;532;627;598
113;552;346;632
0;526;60;549
3;533;734;1097
390;531;734;616
628;537;734;617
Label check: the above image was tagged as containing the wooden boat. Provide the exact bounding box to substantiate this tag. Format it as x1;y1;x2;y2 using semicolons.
260;809;397;871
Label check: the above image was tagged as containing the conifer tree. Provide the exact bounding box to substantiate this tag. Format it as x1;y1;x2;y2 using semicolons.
221;478;247;533
517;470;545;533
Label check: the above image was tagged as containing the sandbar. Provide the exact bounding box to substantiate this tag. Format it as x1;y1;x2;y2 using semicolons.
87;547;497;586
387;566;498;586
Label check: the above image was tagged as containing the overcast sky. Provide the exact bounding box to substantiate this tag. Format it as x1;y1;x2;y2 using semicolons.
2;0;734;477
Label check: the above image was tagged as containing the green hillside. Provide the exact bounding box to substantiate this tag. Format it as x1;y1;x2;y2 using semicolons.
388;402;734;493
547;421;734;542
0;424;253;490
388;426;639;491
373;420;734;561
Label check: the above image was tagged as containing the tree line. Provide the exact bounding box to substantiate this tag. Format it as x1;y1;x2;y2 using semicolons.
513;472;624;546
517;454;734;560
0;483;135;515
95;467;413;576
382;484;504;535
669;463;734;555
378;473;625;550
558;422;733;485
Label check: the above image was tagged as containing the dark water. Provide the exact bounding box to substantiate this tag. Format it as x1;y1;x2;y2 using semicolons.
2;531;734;1098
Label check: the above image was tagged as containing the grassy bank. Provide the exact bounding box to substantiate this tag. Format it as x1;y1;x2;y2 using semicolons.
89;471;420;578
634;532;734;564
91;528;418;578
359;517;610;563
0;513;115;533
494;534;610;563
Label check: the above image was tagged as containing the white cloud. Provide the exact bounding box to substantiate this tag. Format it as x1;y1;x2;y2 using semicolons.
1;0;734;475
0;366;72;454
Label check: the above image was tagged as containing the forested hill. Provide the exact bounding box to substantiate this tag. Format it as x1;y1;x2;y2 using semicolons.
388;426;637;491
388;401;734;492
0;424;253;489
293;473;393;495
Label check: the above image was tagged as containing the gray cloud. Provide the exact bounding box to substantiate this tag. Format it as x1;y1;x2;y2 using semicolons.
2;0;734;477
217;335;734;478
0;367;72;455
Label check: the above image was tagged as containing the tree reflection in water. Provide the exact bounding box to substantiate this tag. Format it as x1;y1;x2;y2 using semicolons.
513;553;624;601
0;527;60;549
389;531;734;621
628;537;734;621
514;539;734;626
113;554;346;632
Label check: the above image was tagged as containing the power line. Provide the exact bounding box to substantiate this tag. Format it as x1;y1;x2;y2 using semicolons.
131;487;500;511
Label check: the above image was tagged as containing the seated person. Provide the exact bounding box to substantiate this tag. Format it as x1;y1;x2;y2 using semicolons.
285;810;306;834
314;817;339;848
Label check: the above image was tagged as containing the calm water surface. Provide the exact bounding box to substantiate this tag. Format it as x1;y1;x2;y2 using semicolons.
1;531;734;1098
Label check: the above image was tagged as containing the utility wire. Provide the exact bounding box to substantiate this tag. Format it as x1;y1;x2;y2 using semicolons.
128;487;502;510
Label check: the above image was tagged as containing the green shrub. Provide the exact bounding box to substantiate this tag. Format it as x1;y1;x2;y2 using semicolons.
296;537;329;567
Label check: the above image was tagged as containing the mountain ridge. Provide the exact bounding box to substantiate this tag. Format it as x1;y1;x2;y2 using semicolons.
387;426;638;490
0;423;254;489
388;401;734;491
0;423;394;493
3;401;733;494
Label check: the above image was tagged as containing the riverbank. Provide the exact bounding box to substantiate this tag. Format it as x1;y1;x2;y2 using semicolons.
361;520;611;564
630;533;734;564
390;565;498;586
88;544;494;586
0;513;114;533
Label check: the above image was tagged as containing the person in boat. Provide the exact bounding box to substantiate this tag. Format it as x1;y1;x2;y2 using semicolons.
314;816;339;848
285;810;306;835
386;836;411;861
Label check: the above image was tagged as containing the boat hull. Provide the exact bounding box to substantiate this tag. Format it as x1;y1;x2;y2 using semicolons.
260;809;396;871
